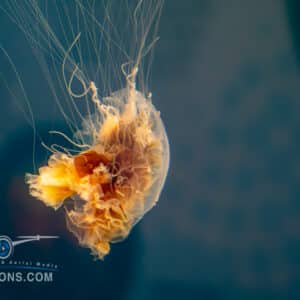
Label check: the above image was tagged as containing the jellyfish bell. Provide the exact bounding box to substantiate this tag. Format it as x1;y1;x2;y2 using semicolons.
26;74;169;259
3;0;169;259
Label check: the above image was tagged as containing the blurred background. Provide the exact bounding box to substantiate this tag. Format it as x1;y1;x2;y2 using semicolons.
1;0;300;299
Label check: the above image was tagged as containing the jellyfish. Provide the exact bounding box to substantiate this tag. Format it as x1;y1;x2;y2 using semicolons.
2;0;169;259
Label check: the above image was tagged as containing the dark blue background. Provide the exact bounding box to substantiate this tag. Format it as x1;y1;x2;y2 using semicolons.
1;1;300;299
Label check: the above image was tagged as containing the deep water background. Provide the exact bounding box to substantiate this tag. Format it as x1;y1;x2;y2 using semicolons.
1;0;300;299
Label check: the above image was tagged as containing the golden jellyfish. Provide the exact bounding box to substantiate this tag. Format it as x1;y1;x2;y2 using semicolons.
2;0;169;259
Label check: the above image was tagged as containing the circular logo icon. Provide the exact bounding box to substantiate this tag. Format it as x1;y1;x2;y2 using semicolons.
0;236;13;259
